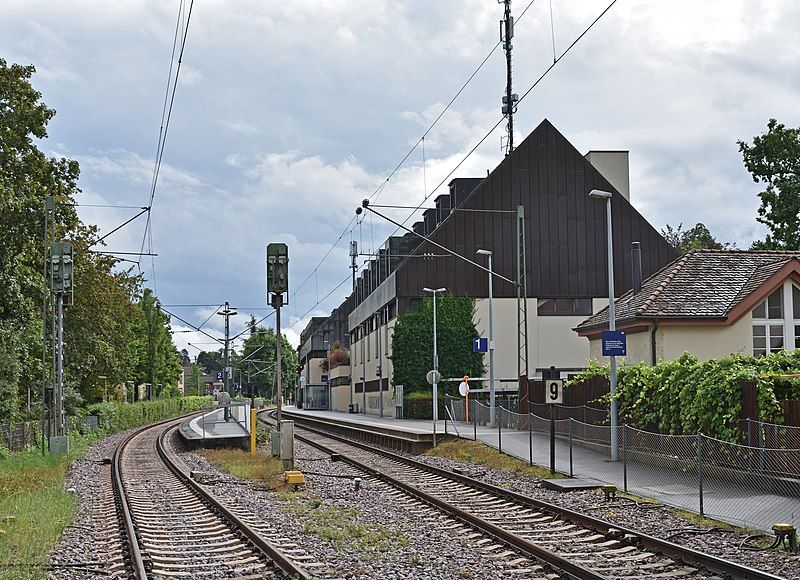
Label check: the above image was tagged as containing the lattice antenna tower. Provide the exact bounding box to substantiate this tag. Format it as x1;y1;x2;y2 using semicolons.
500;0;518;155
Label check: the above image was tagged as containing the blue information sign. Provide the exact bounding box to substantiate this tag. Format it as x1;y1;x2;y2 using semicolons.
601;330;627;356
473;337;488;353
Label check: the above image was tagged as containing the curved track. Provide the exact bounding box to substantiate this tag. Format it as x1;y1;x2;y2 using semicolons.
267;410;784;580
113;417;310;579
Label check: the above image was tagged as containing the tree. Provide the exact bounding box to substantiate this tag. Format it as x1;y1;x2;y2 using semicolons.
661;222;730;255
234;326;298;400
0;59;81;421
130;289;182;399
389;296;484;393
197;350;224;377
185;363;203;396
739;119;800;249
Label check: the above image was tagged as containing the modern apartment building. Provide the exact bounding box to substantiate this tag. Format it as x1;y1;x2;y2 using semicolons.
299;119;676;415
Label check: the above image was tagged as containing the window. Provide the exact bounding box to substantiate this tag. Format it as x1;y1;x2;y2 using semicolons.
753;287;786;357
537;298;593;316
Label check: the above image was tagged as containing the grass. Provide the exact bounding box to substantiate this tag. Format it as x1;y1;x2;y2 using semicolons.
426;439;563;480
282;498;408;556
200;448;287;489
0;439;94;580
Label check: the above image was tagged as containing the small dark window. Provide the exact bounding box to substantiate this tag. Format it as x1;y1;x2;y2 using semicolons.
538;298;593;316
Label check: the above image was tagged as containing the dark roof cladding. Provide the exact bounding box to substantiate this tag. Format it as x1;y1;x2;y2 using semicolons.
576;250;800;331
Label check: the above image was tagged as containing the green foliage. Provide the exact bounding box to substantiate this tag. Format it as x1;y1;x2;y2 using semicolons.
571;351;800;442
661;223;732;254
403;390;446;420
86;396;211;433
129;289;182;399
739;118;800;249
233;325;298;399
390;296;484;393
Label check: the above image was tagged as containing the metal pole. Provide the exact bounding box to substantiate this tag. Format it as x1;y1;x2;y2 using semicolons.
623;425;628;492
473;398;477;441
498;406;502;452
275;295;282;431
56;294;64;436
488;253;496;427
568;417;574;477
378;311;383;418
549;401;555;474
529;412;533;466
606;197;619;461
362;322;366;415
697;433;704;516
433;292;438;442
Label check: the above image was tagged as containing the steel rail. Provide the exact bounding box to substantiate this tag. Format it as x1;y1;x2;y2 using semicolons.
274;410;785;580
262;410;604;580
111;426;148;579
155;424;311;580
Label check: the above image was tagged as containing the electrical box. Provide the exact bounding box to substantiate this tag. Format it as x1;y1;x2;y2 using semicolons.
284;470;305;486
266;243;289;295
50;241;74;304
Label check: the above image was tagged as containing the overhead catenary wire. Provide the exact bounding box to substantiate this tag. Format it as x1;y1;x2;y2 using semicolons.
360;0;621;261
137;0;196;276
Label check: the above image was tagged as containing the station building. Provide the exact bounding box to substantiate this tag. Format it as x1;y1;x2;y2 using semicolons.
576;249;800;363
298;119;675;415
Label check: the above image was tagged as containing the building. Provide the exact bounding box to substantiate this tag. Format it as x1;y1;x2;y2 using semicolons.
576;250;800;364
297;304;352;410
301;119;676;415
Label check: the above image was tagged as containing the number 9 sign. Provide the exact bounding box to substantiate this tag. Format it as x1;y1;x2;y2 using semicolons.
546;379;563;404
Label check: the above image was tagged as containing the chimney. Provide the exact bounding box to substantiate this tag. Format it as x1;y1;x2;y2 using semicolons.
585;151;630;201
631;241;642;295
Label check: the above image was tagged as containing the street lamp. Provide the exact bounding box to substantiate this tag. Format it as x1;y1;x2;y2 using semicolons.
476;249;496;427
423;287;446;445
589;188;619;460
98;375;108;403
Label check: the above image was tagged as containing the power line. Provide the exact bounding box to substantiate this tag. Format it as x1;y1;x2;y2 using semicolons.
137;0;196;277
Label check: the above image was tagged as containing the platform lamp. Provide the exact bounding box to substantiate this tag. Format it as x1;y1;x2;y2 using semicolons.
589;188;619;461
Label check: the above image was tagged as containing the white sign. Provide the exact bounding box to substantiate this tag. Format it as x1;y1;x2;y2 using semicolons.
546;379;563;404
458;381;470;396
426;370;441;385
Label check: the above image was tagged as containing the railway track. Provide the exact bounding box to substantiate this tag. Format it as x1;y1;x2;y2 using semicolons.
112;417;311;579
266;410;785;580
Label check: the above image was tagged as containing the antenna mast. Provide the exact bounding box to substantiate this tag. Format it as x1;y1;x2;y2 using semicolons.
500;0;517;155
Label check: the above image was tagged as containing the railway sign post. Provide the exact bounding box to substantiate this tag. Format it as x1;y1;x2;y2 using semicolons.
459;375;470;422
267;243;289;431
543;366;560;474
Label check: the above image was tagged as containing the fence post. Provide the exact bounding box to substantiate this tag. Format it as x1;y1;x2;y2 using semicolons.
622;425;628;493
473;399;477;441
697;433;705;516
498;407;502;452
529;412;533;466
444;396;448;435
569;417;574;477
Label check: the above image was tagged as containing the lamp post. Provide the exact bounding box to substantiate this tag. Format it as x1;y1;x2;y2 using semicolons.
423;287;446;444
98;375;108;403
589;188;619;461
476;249;496;427
126;381;133;404
323;337;331;410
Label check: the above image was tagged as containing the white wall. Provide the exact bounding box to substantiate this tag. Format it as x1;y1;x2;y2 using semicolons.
587;313;754;364
474;297;605;378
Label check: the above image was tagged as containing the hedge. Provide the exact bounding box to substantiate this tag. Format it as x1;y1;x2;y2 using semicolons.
404;391;447;420
86;396;213;433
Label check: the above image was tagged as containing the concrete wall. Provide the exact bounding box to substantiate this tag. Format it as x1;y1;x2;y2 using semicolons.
304;355;326;385
350;319;396;385
330;384;351;412
587;313;753;364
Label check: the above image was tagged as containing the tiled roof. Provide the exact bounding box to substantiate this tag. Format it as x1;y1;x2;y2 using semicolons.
577;250;800;331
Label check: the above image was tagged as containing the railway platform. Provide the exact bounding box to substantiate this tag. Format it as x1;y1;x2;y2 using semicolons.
279;406;800;534
179;403;251;449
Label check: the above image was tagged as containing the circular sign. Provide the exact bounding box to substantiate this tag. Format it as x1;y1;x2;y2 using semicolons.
458;381;470;396
426;370;441;385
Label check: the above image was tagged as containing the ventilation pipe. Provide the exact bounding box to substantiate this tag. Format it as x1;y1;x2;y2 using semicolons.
631;242;642;295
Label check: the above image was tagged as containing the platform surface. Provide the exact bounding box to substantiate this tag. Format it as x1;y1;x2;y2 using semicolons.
180;406;250;441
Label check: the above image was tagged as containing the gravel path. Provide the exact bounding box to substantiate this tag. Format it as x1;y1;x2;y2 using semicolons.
408;447;800;579
47;430;133;580
175;433;547;579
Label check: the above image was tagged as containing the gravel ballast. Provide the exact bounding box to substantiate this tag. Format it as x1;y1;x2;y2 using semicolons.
175;432;542;579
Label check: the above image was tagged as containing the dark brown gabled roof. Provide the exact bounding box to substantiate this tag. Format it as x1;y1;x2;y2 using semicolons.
576;250;800;333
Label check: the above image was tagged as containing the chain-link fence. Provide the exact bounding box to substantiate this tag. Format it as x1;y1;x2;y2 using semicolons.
443;395;800;532
1;416;101;453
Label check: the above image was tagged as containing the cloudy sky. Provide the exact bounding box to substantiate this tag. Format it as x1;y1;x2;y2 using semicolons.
3;0;799;352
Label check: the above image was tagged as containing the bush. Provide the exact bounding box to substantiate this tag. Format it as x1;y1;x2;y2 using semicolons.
404;391;446;420
86;396;212;433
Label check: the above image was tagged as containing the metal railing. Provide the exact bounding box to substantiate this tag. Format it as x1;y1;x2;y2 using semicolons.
444;395;800;532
